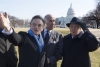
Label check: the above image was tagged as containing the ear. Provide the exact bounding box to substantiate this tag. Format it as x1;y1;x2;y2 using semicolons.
44;18;47;23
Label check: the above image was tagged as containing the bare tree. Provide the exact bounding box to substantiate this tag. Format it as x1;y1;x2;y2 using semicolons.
82;0;100;29
9;16;18;28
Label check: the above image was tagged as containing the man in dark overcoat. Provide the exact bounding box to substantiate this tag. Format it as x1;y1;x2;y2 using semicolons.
0;12;47;67
61;17;99;67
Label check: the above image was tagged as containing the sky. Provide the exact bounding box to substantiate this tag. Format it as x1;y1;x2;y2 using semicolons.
0;0;96;19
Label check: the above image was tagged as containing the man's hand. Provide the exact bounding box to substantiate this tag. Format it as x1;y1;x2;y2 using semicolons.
0;12;11;31
79;22;89;32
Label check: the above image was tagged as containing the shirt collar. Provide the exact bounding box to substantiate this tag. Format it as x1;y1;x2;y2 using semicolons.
44;28;52;33
71;31;83;39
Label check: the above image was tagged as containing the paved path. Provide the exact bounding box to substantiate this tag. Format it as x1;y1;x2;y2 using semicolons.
89;28;100;37
89;28;100;41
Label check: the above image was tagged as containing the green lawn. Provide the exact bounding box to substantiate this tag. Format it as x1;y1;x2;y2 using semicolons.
14;28;100;67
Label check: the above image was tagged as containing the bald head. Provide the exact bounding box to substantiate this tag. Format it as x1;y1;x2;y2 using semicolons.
44;14;55;20
44;14;56;30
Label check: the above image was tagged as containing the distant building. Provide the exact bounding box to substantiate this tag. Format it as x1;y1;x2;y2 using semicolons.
56;4;75;27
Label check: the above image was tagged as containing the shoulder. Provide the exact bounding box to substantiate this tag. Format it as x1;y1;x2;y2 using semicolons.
63;34;70;39
18;31;28;36
53;30;62;35
18;31;27;34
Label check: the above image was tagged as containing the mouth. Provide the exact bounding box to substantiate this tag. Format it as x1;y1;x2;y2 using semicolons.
34;30;39;32
72;32;76;33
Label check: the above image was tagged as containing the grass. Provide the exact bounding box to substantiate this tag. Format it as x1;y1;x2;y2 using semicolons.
14;28;100;67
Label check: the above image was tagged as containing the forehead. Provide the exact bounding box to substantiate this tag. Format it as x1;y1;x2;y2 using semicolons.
31;19;43;24
70;23;80;27
46;15;55;20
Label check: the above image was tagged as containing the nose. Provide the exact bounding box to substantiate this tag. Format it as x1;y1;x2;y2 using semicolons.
34;25;39;29
72;27;75;30
51;22;55;25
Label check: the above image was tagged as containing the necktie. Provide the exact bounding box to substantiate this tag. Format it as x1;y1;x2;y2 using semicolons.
37;36;39;40
45;31;50;44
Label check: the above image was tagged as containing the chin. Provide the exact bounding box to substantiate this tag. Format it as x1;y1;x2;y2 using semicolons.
71;33;77;36
34;32;40;35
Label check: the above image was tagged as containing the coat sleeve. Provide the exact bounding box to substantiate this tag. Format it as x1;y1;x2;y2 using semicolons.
81;30;99;52
54;34;63;60
6;30;25;46
49;33;63;65
7;44;18;67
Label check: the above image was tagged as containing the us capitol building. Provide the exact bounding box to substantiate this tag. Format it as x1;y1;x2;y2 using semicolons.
56;4;75;27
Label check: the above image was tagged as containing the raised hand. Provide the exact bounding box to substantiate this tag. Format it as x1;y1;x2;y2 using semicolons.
0;12;11;31
79;22;89;32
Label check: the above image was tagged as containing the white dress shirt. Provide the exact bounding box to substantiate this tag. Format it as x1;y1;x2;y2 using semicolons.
44;28;52;38
2;28;13;35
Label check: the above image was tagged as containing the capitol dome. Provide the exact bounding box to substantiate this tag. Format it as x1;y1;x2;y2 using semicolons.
65;3;75;24
67;4;75;16
57;3;75;28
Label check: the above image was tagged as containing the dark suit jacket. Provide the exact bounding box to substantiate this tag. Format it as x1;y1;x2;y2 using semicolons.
6;31;47;67
0;31;18;67
61;31;99;67
42;30;63;67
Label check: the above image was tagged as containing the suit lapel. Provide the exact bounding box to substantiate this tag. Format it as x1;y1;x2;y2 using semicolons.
47;30;55;45
27;33;40;53
41;30;55;45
